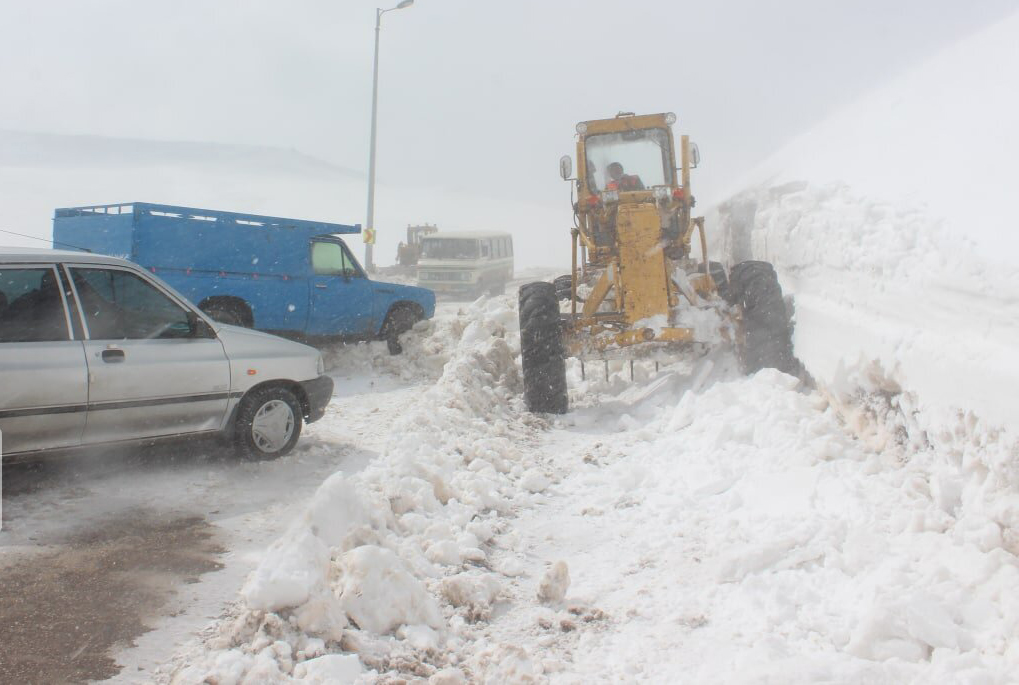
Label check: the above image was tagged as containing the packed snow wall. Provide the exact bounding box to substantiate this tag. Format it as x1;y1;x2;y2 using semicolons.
717;10;1019;462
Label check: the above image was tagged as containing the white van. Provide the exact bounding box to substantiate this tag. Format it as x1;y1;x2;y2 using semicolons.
416;232;514;296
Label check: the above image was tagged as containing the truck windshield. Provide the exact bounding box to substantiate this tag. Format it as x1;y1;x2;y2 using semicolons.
584;127;673;191
421;238;479;259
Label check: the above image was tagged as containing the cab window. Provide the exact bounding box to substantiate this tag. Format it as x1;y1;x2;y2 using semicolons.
312;241;362;278
0;266;70;342
70;267;193;340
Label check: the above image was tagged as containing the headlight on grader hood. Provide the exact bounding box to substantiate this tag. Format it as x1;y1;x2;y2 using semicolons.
653;186;671;201
602;189;619;204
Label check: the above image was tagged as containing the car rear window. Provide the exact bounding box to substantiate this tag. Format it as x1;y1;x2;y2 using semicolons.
0;267;70;342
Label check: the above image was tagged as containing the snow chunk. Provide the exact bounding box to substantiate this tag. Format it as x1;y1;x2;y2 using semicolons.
537;560;570;605
292;653;363;684
441;572;502;621
336;545;444;634
242;530;330;612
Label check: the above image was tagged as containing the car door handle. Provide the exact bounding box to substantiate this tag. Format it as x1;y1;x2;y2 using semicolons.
101;347;125;363
315;284;328;289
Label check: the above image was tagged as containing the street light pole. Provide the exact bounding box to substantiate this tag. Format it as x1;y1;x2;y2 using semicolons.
364;0;414;272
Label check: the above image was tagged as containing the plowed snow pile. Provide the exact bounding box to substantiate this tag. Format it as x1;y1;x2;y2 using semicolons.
718;9;1019;453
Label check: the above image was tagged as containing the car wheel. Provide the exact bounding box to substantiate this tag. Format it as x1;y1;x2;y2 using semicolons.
234;386;303;460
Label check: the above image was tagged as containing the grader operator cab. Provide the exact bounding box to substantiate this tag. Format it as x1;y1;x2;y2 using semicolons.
518;111;796;413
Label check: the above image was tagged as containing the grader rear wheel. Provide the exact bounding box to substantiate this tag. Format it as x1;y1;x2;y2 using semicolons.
518;282;568;414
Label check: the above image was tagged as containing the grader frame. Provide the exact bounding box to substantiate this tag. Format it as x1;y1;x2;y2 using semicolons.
561;112;716;356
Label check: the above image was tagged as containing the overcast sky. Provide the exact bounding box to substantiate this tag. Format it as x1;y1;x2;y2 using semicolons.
1;0;1015;232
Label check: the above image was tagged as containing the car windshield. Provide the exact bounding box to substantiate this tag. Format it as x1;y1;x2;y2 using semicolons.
421;238;479;259
584;127;672;191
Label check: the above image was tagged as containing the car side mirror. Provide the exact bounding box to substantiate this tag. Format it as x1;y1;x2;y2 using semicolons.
559;155;573;180
188;311;216;338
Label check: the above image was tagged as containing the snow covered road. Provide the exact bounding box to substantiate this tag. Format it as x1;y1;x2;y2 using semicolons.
153;293;1019;684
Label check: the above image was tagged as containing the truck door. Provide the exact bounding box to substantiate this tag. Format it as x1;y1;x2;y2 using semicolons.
0;265;88;454
308;239;375;336
67;264;231;445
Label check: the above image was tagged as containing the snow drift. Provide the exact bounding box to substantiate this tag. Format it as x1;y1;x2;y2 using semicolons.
717;11;1019;462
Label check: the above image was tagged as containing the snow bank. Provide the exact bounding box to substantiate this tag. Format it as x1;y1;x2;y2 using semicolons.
464;367;1019;683
170;296;544;683
717;11;1019;479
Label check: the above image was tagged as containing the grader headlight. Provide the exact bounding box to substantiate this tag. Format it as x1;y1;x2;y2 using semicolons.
602;189;619;204
576;122;588;134
653;186;671;201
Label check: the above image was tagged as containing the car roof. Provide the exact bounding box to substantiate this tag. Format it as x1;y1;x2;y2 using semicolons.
422;231;512;240
0;246;134;266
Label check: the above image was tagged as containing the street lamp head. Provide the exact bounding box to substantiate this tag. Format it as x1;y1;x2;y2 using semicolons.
396;0;414;8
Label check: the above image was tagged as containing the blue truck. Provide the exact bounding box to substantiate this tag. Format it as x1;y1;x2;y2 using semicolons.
53;202;435;353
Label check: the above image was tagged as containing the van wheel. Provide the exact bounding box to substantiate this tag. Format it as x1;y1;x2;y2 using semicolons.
234;386;303;460
383;306;421;355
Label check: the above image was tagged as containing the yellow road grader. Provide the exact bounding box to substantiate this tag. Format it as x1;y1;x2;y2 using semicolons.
518;111;796;413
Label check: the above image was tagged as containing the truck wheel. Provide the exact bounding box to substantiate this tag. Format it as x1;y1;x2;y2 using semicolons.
519;282;568;414
729;261;797;375
234;386;303;460
383;306;421;355
202;300;252;327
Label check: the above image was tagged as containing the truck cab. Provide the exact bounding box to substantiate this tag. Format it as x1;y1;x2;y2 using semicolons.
52;203;435;353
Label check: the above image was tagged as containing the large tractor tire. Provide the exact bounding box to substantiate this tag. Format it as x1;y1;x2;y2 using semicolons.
728;261;797;376
708;261;731;302
518;282;568;414
553;274;573;301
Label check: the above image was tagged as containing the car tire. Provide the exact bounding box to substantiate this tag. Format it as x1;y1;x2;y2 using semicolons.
234;386;303;460
728;261;798;375
383;306;421;355
519;282;568;414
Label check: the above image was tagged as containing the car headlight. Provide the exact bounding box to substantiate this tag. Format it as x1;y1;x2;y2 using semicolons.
653;186;671;201
602;189;619;204
316;353;325;375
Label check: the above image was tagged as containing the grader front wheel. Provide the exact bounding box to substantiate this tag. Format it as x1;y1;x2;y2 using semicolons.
518;282;569;414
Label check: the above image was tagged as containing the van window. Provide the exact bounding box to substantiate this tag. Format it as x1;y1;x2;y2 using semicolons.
421;239;479;259
508;238;514;256
480;241;490;258
495;239;504;258
0;267;70;342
